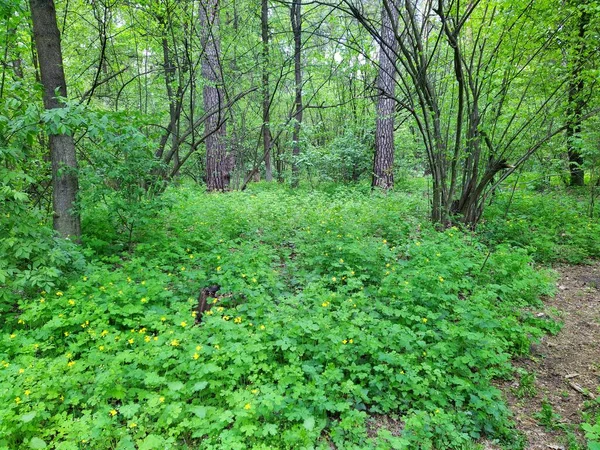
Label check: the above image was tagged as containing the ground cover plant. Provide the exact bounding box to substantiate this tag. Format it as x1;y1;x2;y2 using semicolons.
0;184;564;449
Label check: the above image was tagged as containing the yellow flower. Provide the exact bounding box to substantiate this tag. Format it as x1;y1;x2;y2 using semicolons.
17;319;24;324
15;397;21;404
349;339;354;344
141;297;148;303
160;317;166;322
189;254;194;259
141;281;146;285
180;267;186;271
68;299;75;306
339;258;344;263
9;333;16;339
64;332;69;337
153;336;158;341
67;361;75;367
99;345;105;351
321;302;330;307
159;397;165;403
127;277;132;283
83;276;88;281
415;241;421;246
331;277;337;282
216;307;224;313
251;277;257;283
128;338;134;344
223;316;230;321
216;266;221;272
99;286;106;291
422;352;427;356
193;353;200;360
101;330;108;337
342;339;348;344
128;422;137;428
422;318;428;323
170;339;180;347
259;325;266;330
24;389;31;396
438;276;444;282
206;310;213;316
56;291;63;296
180;321;187;327
196;345;202;351
234;317;242;324
19;368;24;374
214;344;220;350
251;389;259;395
39;298;45;303
244;403;251;410
382;239;387;244
144;336;151;343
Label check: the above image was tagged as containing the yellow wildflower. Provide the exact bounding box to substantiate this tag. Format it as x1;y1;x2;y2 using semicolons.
56;291;63;296
193;353;199;360
170;339;180;347
244;403;251;410
234;317;242;324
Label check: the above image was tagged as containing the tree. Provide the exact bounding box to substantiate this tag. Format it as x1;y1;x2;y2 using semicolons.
200;0;233;191
566;0;591;187
340;0;571;226
372;0;399;190
29;0;81;238
290;0;302;188
262;0;273;181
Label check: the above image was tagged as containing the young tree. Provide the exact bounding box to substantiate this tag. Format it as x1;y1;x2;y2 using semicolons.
29;0;81;238
262;0;273;181
372;0;399;190
200;0;233;191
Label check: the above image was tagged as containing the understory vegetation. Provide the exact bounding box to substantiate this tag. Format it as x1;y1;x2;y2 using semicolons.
4;181;598;450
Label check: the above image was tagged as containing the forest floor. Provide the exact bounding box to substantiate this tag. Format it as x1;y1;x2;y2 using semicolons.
488;262;600;449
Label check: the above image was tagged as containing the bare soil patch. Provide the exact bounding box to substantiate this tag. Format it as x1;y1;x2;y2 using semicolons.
493;262;600;449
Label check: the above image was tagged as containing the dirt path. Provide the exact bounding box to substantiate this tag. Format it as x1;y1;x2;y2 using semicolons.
494;262;600;449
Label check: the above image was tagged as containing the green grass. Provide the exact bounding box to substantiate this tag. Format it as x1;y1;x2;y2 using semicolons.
1;181;593;449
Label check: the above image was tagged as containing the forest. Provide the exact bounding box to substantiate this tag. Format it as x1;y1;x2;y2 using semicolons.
1;0;600;448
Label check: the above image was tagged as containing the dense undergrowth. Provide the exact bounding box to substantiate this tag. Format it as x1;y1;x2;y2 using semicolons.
2;182;598;449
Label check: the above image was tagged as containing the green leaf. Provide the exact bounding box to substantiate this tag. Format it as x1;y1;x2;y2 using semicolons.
29;438;47;449
168;381;184;392
21;411;37;423
303;416;315;431
190;406;207;418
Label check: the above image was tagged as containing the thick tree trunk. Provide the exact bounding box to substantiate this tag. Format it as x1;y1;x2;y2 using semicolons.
372;1;399;190
290;0;302;188
29;0;81;239
262;0;273;181
200;0;232;191
566;4;588;187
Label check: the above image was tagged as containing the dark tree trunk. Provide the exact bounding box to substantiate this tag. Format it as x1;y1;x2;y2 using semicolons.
29;0;81;239
566;4;589;187
372;0;399;190
290;0;302;188
262;0;273;181
200;0;232;191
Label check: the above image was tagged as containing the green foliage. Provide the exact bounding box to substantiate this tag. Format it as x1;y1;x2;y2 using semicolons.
534;401;563;431
582;394;600;450
514;369;537;399
482;187;600;263
0;184;559;449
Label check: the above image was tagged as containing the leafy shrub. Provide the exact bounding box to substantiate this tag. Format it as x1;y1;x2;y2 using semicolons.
0;185;558;449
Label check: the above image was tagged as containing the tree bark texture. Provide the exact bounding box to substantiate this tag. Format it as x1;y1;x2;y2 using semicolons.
372;0;399;190
29;0;81;239
566;4;589;187
200;0;232;191
262;0;273;181
290;0;302;188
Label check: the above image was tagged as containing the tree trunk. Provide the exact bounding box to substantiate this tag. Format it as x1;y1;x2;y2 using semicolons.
262;0;273;181
200;0;232;191
290;0;302;188
29;0;81;239
372;0;399;190
566;3;588;187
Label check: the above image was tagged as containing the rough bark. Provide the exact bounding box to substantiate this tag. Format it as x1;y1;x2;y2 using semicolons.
566;4;589;187
200;0;232;191
29;0;81;239
262;0;273;181
372;0;399;190
290;0;302;188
